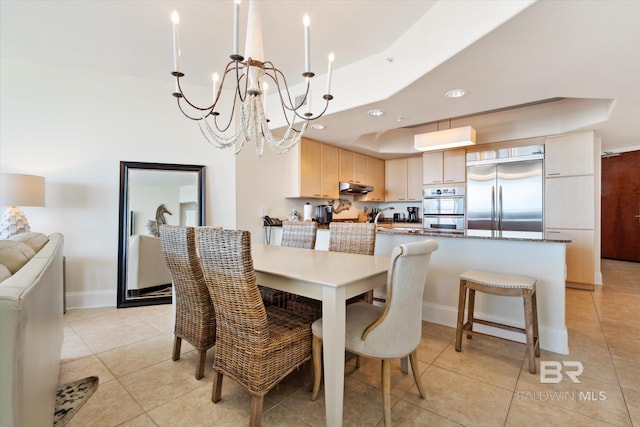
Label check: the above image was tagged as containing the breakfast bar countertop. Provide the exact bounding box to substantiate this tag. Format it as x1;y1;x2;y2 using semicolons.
375;227;573;243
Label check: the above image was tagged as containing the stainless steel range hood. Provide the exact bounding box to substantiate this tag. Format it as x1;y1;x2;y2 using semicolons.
339;181;374;195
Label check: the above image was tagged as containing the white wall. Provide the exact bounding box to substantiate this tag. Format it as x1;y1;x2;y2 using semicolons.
0;59;237;307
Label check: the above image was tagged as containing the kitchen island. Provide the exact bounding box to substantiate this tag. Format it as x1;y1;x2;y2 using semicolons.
264;224;570;354
375;228;570;354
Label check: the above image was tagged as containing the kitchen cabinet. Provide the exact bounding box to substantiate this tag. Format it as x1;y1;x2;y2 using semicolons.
365;157;385;202
545;175;594;229
339;150;368;184
543;130;599;286
422;149;466;184
545;132;595;177
386;157;422;202
546;229;595;285
285;138;339;199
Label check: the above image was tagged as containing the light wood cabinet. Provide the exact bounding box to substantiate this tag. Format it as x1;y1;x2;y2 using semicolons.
386;157;422;202
546;229;595;285
321;144;339;199
339;150;368;184
422;149;466;184
545;132;595;177
407;157;423;201
286;138;338;199
545;175;595;229
366;157;385;202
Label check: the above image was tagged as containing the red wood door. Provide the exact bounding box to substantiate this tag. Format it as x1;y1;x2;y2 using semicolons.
601;150;640;262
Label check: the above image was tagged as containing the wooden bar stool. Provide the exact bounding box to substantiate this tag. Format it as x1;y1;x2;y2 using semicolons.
455;270;540;373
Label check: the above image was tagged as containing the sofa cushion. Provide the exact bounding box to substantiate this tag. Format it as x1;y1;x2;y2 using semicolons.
9;232;49;253
0;241;36;274
0;264;11;282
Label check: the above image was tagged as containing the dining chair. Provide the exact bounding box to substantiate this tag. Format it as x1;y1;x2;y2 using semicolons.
310;239;439;426
288;222;376;321
259;220;317;309
159;225;216;380
196;228;312;427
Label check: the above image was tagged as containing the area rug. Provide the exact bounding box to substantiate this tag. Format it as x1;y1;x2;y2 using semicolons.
54;376;99;426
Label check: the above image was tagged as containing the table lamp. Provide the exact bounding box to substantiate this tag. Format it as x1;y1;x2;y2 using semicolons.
0;173;46;238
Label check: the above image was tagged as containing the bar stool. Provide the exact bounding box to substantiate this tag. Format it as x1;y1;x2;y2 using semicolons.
455;270;540;373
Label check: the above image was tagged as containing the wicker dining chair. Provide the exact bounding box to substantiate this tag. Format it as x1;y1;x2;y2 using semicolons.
259;220;318;311
196;228;312;427
159;225;216;380
311;240;439;426
288;222;377;321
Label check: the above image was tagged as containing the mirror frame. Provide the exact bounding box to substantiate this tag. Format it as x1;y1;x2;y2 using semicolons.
116;161;206;308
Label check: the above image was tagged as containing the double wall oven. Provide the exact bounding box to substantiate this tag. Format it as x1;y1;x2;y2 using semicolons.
422;187;465;233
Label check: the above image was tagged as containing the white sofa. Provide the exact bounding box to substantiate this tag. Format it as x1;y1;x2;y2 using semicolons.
0;232;64;427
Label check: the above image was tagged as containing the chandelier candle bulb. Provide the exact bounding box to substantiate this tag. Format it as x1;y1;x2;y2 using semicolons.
212;73;219;102
326;52;334;94
303;15;310;73
233;0;240;56
171;11;180;71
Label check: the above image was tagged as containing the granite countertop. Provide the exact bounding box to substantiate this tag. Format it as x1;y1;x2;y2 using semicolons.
375;227;572;243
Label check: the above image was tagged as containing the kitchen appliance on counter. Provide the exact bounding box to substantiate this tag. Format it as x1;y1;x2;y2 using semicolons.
466;144;544;235
315;204;333;224
407;207;419;222
423;187;465;233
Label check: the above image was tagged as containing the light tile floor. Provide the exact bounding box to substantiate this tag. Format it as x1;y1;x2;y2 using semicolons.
60;259;640;426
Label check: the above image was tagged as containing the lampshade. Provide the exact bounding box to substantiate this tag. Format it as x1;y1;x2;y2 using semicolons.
0;173;46;238
0;173;46;207
414;126;476;151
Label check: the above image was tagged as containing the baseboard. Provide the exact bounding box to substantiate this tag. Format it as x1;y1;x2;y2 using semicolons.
65;290;115;309
566;282;595;291
421;301;569;355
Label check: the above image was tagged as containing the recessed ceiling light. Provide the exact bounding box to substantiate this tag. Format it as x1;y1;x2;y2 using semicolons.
367;109;385;117
445;89;466;98
311;124;325;130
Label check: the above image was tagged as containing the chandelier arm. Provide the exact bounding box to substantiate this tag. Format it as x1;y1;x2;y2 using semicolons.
270;66;310;111
175;98;212;121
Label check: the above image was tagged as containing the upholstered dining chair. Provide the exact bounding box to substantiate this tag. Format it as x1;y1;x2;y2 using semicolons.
159;225;216;380
311;239;439;426
259;220;317;309
196;228;312;427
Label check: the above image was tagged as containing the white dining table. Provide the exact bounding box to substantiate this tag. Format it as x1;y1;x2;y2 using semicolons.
252;243;390;427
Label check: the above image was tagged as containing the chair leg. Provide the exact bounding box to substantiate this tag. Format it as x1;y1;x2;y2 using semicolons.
211;371;223;403
455;280;466;352
467;288;476;339
381;359;392;427
172;336;181;361
532;290;540;357
523;291;536;374
409;350;426;399
250;395;264;427
195;349;207;380
311;335;322;401
355;355;361;369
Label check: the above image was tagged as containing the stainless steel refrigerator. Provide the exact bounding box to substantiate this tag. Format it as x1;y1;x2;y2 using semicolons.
466;145;544;234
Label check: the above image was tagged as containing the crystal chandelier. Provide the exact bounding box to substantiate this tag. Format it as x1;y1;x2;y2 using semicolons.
170;0;334;156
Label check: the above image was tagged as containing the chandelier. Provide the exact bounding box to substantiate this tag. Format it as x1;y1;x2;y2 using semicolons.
170;0;334;156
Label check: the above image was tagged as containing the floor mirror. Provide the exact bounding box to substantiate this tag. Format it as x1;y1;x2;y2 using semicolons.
117;161;206;308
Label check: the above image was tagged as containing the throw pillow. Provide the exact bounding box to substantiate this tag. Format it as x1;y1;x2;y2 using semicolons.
0;264;11;282
9;232;48;252
0;241;36;274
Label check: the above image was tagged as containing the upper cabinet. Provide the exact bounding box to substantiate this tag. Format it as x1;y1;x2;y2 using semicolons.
545;132;595;177
422;149;466;184
286;138;339;199
386;157;422;202
365;157;385;202
339;150;368;184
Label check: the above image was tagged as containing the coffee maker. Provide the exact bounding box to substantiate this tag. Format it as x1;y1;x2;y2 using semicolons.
407;207;419;222
315;204;333;224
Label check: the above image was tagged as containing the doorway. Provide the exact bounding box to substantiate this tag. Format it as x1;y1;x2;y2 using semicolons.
601;150;640;262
